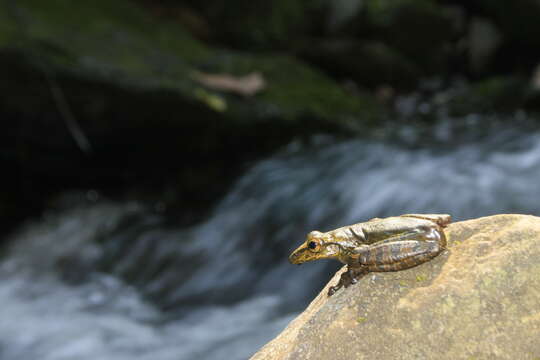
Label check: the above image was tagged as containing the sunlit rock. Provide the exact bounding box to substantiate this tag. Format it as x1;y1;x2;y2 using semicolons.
252;214;540;360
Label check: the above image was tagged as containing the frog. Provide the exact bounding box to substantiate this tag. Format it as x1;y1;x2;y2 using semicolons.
288;214;451;296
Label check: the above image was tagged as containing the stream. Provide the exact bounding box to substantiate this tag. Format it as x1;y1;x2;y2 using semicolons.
2;114;540;359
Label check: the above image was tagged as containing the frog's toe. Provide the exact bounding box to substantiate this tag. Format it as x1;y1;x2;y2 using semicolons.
328;285;339;296
328;287;335;296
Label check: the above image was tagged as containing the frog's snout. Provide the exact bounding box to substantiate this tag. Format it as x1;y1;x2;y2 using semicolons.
289;247;308;265
288;251;301;265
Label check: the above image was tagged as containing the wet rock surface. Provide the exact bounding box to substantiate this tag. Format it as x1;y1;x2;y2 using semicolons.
251;214;540;360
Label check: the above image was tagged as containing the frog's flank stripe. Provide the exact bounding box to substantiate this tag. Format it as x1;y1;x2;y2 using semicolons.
413;241;424;256
391;242;402;263
381;246;391;264
376;246;385;264
368;247;376;264
403;243;416;267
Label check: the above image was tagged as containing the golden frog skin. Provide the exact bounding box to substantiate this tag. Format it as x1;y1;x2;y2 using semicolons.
289;214;451;296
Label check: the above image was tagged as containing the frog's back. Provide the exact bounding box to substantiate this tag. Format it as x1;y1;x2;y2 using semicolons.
400;213;451;227
357;214;451;244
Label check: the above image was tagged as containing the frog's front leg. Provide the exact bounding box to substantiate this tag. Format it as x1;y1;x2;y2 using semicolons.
328;265;368;296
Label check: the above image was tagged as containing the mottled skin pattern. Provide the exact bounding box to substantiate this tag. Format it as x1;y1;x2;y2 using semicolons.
289;214;451;296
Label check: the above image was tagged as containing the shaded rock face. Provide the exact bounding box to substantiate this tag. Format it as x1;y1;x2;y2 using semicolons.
0;0;384;234
251;214;540;360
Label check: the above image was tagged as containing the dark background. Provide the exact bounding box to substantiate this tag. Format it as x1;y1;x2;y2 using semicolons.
3;0;540;237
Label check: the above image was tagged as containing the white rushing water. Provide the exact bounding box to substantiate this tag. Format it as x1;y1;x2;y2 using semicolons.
2;124;540;359
0;202;294;360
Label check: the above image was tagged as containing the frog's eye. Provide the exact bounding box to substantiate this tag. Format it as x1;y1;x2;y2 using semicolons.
307;240;321;252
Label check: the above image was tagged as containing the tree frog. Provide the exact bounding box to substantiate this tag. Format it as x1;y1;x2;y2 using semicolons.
289;214;451;296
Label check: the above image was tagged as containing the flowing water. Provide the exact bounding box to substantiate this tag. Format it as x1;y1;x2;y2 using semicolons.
2;112;540;359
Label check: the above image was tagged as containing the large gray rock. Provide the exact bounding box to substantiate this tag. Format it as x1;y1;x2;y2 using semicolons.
252;214;540;360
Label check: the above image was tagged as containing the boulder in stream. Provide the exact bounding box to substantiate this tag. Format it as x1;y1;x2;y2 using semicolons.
251;214;540;359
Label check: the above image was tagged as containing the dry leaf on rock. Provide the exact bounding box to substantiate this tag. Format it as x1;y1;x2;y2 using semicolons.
192;71;266;97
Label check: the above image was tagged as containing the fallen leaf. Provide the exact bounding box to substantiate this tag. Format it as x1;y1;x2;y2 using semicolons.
193;71;266;97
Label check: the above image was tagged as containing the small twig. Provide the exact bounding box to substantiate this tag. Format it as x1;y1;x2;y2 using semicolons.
7;0;93;155
43;69;93;155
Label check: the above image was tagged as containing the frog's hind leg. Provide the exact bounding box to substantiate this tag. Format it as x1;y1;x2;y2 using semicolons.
327;225;447;296
359;228;447;272
364;239;444;272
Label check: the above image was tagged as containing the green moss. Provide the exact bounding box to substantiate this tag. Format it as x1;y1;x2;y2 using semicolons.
194;88;227;112
356;316;367;324
249;56;376;121
1;0;383;130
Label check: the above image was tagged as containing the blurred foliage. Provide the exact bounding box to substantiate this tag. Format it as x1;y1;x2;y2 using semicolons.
0;0;383;234
3;0;380;124
3;0;540;233
154;0;328;49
